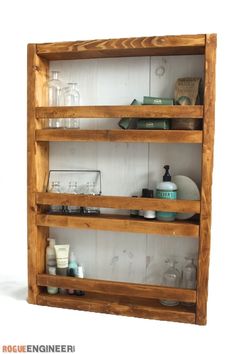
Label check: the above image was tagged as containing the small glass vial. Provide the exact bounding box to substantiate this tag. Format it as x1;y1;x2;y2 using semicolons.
143;189;156;219
46;71;64;128
62;83;80;129
66;181;80;214
160;259;181;306
83;182;100;215
49;181;63;214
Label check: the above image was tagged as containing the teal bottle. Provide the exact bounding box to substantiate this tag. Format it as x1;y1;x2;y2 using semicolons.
156;165;177;221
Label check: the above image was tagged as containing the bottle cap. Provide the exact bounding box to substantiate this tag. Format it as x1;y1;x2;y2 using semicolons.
142;188;150;197
47;238;55;247
163;165;171;182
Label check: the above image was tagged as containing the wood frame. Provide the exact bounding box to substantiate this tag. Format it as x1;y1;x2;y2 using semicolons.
27;34;216;324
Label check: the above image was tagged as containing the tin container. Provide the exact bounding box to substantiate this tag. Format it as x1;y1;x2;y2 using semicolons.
171;118;202;130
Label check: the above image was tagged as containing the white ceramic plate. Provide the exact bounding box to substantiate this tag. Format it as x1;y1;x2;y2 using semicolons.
172;175;200;220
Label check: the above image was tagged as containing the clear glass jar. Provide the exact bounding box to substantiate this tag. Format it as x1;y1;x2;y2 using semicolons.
62;83;80;129
49;181;63;214
46;71;64;129
160;259;181;306
83;182;100;215
183;258;197;289
66;181;80;214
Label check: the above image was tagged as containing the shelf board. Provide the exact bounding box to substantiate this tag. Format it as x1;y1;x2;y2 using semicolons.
37;213;199;237
36;34;205;60
36;193;201;213
37;274;196;303
36;105;203;119
36;129;202;143
37;292;195;324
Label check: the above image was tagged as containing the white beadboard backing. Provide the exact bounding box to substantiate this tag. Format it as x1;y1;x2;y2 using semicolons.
49;55;203;285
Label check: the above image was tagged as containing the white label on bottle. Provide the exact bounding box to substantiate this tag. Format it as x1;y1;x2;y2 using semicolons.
57;258;69;268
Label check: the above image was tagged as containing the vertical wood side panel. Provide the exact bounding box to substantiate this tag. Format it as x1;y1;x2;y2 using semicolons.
27;44;49;303
196;34;216;325
27;44;38;303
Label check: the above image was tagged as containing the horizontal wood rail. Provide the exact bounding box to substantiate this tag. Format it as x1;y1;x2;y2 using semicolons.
37;274;196;303
36;129;203;143
36;105;203;119
36;34;205;60
37;213;199;237
36;193;201;213
37;292;196;323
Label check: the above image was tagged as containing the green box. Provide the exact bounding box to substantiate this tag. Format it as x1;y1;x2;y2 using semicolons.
136;119;170;130
143;96;174;105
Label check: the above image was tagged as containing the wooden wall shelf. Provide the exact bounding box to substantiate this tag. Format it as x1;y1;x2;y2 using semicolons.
36;34;205;60
36;213;199;237
37;274;196;302
36;193;200;213
36;105;204;119
27;33;216;325
37;293;196;323
36;129;203;143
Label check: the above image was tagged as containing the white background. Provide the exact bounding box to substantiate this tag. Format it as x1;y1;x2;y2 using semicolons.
0;0;235;353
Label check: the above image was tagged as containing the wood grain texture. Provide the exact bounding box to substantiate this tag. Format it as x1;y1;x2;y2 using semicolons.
36;35;205;60
196;34;216;325
27;44;37;304
37;292;195;323
37;274;196;302
36;213;199;237
36;105;203;119
27;45;49;303
36;129;203;143
36;192;200;213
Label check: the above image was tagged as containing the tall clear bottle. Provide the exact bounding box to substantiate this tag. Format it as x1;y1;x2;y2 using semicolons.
46;71;64;128
62;83;80;129
160;259;181;306
83;182;100;214
66;181;80;214
49;181;63;214
183;257;197;289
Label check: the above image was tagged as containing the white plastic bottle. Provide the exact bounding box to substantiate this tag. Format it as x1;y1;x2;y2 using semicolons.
46;238;58;295
46;238;57;273
156;165;177;221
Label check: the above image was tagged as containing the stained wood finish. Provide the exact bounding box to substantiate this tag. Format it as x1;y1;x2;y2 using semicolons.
36;105;203;119
27;45;49;304
36;192;200;213
37;292;195;323
36;129;203;144
28;34;216;324
37;274;196;302
36;213;199;237
36;34;205;60
196;34;216;325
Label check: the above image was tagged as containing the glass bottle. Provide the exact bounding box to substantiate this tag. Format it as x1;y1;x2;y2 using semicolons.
62;83;80;129
46;71;64;128
83;182;100;215
183;258;197;289
66;181;80;214
49;181;63;214
160;259;181;306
